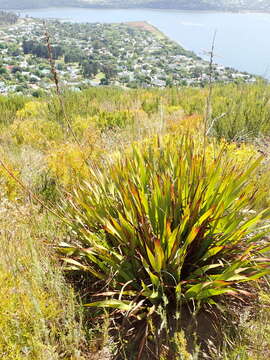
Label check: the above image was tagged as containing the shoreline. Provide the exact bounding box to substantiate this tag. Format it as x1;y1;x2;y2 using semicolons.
5;6;270;79
124;21;166;38
124;21;189;51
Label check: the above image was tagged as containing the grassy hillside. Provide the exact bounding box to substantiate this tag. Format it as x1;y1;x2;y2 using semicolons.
0;83;270;359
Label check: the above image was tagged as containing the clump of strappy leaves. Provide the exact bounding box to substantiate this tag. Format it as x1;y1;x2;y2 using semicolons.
60;134;270;355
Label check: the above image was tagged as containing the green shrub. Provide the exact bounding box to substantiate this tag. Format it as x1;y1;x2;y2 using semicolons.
94;110;135;130
60;134;270;357
174;82;270;141
0;95;27;126
141;93;160;115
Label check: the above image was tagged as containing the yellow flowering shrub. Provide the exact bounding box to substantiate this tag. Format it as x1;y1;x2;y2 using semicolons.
0;217;87;359
72;115;94;137
16;101;47;119
10;118;63;149
47;143;102;187
166;114;203;134
0;152;21;200
45;117;103;188
71;115;101;146
252;159;270;209
205;139;270;208
165;105;184;115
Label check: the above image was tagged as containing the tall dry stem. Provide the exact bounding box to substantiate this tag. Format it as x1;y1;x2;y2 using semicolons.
43;21;80;144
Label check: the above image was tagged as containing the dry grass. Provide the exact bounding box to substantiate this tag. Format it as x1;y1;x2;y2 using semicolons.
0;198;91;359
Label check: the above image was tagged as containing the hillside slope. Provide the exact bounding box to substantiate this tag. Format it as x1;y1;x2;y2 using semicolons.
0;84;270;359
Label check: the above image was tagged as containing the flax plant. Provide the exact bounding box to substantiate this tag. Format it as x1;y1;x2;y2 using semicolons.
60;134;270;357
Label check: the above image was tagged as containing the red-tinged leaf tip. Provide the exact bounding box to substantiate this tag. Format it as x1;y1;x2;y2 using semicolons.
255;257;270;263
236;289;254;297
224;290;238;296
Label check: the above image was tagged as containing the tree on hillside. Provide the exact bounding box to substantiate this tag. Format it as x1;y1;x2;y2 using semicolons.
23;40;64;60
82;60;99;77
0;10;18;25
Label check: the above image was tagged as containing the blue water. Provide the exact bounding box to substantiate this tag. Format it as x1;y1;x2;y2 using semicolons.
17;7;270;78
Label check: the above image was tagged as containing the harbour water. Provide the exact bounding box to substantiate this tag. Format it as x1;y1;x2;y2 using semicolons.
17;7;270;78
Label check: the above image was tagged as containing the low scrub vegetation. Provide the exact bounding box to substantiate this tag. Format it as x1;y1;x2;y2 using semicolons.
0;207;89;359
0;82;270;359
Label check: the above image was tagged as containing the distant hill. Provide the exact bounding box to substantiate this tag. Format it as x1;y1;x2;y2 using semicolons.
0;0;79;10
78;1;270;11
1;0;270;11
